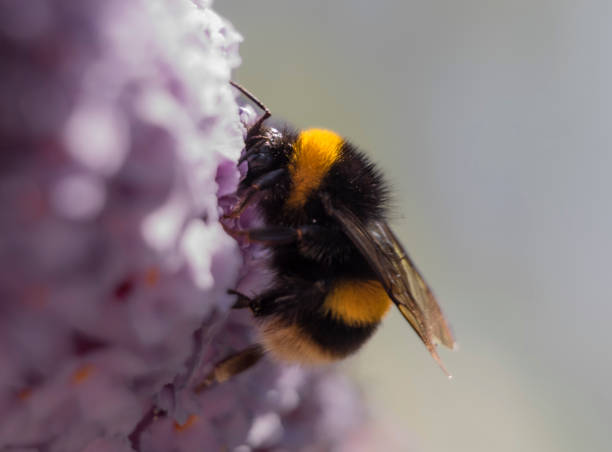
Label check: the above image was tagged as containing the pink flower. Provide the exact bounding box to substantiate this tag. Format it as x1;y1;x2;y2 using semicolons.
0;1;379;450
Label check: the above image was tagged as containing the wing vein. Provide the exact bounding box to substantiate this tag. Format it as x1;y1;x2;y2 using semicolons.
321;195;455;376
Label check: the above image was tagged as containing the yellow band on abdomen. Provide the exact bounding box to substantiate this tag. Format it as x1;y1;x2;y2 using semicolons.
322;280;392;326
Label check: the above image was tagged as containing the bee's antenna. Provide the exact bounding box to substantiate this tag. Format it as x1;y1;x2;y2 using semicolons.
230;81;271;129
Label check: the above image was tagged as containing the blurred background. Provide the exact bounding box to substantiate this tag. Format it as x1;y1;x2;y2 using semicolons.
216;1;612;451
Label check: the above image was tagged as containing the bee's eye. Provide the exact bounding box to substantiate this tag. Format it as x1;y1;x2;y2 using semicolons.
247;150;274;171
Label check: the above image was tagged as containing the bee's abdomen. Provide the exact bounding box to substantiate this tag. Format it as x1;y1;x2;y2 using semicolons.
258;280;391;364
259;314;378;364
321;280;391;326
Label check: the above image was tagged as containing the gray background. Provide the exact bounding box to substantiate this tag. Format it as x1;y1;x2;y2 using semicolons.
216;1;612;451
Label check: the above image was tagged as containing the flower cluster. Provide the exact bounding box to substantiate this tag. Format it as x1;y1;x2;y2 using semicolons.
0;1;371;451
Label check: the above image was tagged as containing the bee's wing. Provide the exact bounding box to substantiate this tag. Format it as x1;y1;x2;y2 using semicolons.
325;200;455;375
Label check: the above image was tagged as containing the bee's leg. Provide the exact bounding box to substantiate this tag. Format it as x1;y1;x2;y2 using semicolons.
222;224;300;245
222;225;327;247
223;168;286;219
227;289;254;309
194;344;264;393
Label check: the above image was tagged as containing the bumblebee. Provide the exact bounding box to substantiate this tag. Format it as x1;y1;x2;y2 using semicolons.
196;82;455;391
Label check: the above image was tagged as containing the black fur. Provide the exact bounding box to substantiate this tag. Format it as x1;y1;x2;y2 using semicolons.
238;123;389;358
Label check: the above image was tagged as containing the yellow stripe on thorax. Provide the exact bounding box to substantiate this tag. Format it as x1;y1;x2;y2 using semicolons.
286;129;343;209
322;280;392;326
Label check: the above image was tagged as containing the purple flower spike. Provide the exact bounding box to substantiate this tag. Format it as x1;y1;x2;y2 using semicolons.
0;0;404;451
